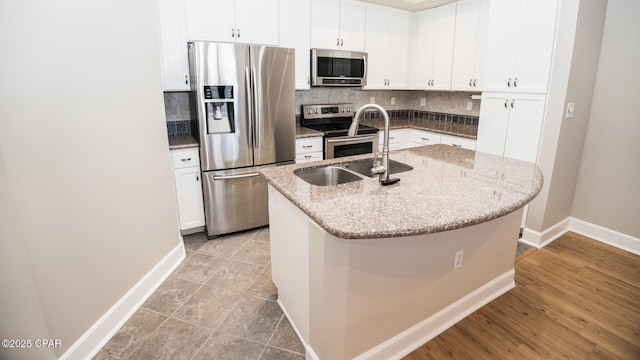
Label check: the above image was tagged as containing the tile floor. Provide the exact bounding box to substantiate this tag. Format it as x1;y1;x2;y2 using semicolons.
94;226;531;360
93;227;305;360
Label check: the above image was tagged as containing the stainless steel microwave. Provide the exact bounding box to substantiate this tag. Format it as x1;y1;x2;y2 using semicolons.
311;48;367;87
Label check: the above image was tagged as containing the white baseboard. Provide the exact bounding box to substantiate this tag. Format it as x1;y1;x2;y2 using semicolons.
60;241;186;360
520;217;571;248
570;217;640;256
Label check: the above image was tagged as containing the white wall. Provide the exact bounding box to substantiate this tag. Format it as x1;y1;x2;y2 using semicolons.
571;0;640;238
524;0;607;238
0;0;182;357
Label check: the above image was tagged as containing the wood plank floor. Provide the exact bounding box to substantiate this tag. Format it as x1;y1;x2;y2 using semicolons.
404;232;640;360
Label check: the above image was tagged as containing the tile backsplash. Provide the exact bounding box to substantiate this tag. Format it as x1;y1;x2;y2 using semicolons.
295;88;481;116
163;89;482;135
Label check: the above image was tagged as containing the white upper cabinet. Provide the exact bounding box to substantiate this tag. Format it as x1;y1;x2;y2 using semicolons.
158;0;190;91
310;0;366;52
411;3;456;90
364;4;411;89
450;0;489;91
184;0;279;45
280;0;311;89
483;0;558;94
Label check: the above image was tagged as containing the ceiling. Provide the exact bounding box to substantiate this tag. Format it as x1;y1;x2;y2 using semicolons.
357;0;456;11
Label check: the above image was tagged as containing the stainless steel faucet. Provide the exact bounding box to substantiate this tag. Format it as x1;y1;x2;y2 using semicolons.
348;104;400;185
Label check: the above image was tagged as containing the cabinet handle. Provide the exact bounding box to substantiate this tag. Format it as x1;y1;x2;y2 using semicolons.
473;79;477;87
337;38;340;46
184;75;188;85
196;174;200;181
389;136;395;140
307;76;310;85
304;155;312;158
181;157;192;162
513;77;518;87
340;38;344;47
511;99;515;108
507;77;512;87
504;99;508;108
452;144;462;148
237;28;240;38
302;145;313;148
421;137;429;141
232;28;235;37
469;79;473;87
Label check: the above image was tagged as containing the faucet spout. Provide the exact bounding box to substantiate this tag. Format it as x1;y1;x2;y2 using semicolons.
349;103;399;185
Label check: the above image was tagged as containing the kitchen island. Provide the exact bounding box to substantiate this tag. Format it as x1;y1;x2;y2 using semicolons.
260;145;542;360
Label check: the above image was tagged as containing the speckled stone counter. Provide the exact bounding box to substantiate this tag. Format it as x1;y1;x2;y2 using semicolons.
295;126;324;139
260;144;542;239
366;119;478;139
168;134;198;150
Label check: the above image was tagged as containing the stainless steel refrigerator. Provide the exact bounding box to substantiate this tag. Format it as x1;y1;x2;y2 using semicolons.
188;42;296;237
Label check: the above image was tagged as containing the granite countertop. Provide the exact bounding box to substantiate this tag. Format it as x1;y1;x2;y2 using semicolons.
168;134;199;150
295;120;477;139
260;145;543;239
295;126;324;138
366;119;478;139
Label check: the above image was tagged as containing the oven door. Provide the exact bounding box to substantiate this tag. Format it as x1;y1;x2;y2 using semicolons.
325;134;379;159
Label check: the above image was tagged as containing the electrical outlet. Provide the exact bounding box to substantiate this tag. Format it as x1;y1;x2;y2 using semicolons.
466;100;473;111
391;97;396;105
420;98;426;106
453;249;464;269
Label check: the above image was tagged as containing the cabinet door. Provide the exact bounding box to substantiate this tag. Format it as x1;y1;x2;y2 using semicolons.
411;10;436;89
363;4;389;89
430;3;456;90
174;168;205;230
451;0;488;91
235;0;279;45
476;93;511;156
482;0;520;92
512;0;557;94
385;8;411;88
339;0;366;51
503;94;546;162
310;0;341;49
158;0;190;91
185;0;236;41
280;0;311;89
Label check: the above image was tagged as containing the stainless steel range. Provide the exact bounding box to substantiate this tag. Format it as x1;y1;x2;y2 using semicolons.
301;103;379;159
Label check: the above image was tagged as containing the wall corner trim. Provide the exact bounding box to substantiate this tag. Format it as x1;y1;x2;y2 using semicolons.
60;241;186;360
521;217;640;256
569;217;640;256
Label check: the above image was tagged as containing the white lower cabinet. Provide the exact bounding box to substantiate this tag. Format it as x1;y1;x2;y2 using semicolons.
441;134;476;150
295;136;324;163
380;128;475;151
171;148;205;232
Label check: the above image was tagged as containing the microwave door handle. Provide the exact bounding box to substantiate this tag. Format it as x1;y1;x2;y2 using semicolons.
362;55;367;82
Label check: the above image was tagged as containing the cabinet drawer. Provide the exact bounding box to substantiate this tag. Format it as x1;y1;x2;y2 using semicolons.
296;151;323;163
296;136;323;155
440;135;476;150
408;130;441;146
171;148;200;169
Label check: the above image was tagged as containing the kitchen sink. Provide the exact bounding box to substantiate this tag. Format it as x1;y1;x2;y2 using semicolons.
294;166;363;186
342;158;413;178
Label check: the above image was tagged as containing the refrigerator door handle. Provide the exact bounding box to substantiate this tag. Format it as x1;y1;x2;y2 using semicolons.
212;172;260;181
245;67;254;148
251;66;259;148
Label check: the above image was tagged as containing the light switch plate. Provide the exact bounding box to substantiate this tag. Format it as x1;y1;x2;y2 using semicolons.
566;102;575;119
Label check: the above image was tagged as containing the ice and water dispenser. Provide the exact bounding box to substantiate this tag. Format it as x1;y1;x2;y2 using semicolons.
203;85;235;134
